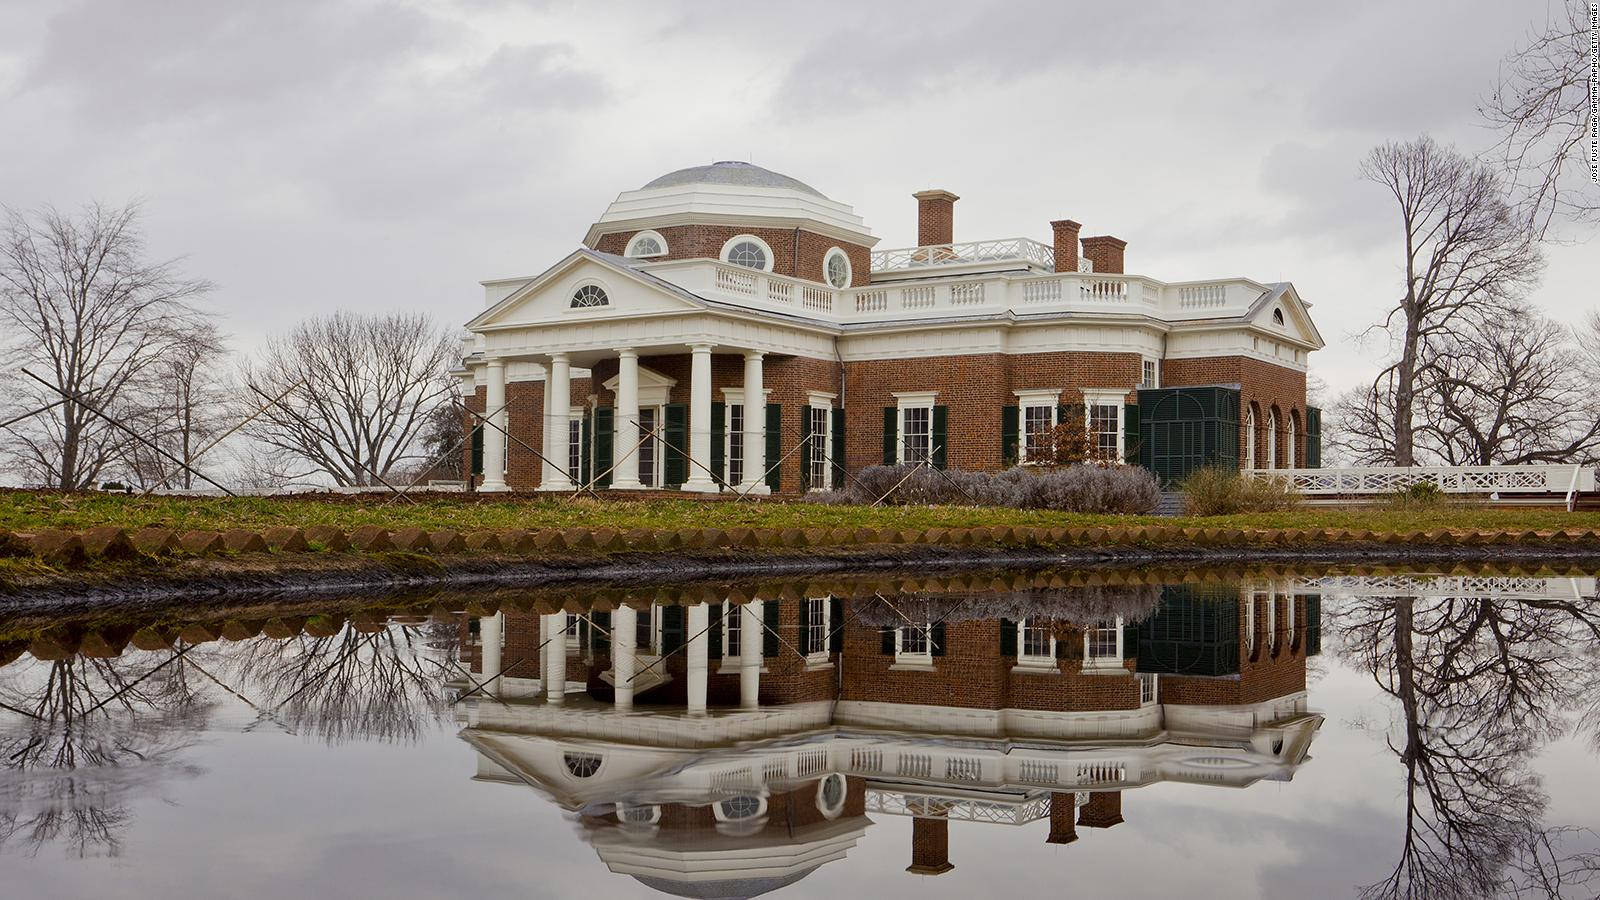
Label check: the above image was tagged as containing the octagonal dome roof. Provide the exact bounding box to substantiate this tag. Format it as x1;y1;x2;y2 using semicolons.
642;161;826;199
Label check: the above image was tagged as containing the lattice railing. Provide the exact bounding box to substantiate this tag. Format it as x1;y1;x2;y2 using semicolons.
1247;464;1589;496
871;237;1056;271
1295;575;1596;601
865;790;1053;825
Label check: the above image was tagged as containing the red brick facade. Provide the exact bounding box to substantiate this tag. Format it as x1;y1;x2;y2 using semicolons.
593;224;872;288
1162;355;1309;469
913;190;959;246
1080;235;1127;275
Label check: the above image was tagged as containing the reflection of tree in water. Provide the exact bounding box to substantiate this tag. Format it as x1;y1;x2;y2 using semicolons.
1333;593;1600;898
226;618;460;746
0;651;214;858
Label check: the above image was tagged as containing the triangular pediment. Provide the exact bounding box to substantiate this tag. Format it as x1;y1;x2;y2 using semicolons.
1249;283;1323;350
468;250;706;330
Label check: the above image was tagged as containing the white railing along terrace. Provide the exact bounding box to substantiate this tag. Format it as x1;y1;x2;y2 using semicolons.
1247;464;1593;507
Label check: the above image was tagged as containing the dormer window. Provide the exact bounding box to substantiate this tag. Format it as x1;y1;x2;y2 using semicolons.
824;247;851;288
721;235;774;272
625;230;667;258
571;284;609;308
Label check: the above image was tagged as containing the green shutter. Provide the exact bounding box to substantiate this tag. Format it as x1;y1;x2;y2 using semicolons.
1123;620;1139;659
470;424;484;476
931;405;948;470
882;407;897;465
831;408;845;489
797;596;811;648
580;413;593;488
931;621;946;657
593;407;614;488
1305;407;1322;468
1001;405;1019;467
711;402;725;487
664;403;688;487
880;626;896;654
829;597;844;652
999;619;1017;656
708;603;723;660
1123;403;1140;463
764;403;782;491
762;600;781;657
800;407;814;491
661;605;685;654
591;611;611;652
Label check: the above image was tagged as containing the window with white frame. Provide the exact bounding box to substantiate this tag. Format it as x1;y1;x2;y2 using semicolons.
1244;406;1257;469
1139;672;1158;705
721;235;773;271
824;247;851;288
896;623;933;665
568;418;582;483
571;284;609;308
723;600;743;659
1266;409;1278;469
808;404;830;488
565;612;582;653
1014;389;1059;465
1287;416;1297;469
1245;591;1260;653
1142;359;1160;389
727;403;744;486
625;230;667;258
805;597;829;658
1084;618;1123;669
1018;620;1056;666
1088;403;1120;460
636;605;659;654
902;406;931;464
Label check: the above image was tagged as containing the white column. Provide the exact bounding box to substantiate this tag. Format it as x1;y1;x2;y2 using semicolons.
539;365;555;486
740;600;762;710
613;605;637;711
687;602;709;714
682;343;718;492
480;612;503;697
612;349;643;489
543;613;567;704
480;360;508;492
740;351;769;494
541;353;574;490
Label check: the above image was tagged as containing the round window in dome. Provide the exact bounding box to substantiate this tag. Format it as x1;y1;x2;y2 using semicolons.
824;248;851;288
721;235;772;272
816;773;847;818
564;751;603;778
571;284;609;308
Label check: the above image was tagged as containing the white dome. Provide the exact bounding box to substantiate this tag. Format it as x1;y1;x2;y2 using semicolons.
642;161;826;199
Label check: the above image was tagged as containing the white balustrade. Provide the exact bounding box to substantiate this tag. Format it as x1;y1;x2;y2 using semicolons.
800;284;833;312
1079;279;1128;302
716;265;757;296
855;289;888;312
950;282;986;305
1021;279;1063;303
1248;464;1592;496
767;279;792;304
1178;283;1227;308
900;285;937;309
871;237;1056;271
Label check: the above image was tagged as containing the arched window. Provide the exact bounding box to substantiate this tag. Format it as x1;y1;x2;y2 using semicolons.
1244;406;1257;470
1272;307;1285;326
816;773;847;819
1266;409;1278;469
564;752;602;778
721;235;773;272
824;247;851;288
571;284;609;308
1287;414;1297;469
625;230;667;258
718;795;765;820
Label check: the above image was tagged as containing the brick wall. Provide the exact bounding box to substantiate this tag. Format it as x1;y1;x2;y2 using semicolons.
1161;355;1308;468
913;190;959;246
593;224;872;287
1158;594;1310;706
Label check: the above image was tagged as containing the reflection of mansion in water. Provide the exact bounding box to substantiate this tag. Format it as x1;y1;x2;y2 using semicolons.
455;579;1325;894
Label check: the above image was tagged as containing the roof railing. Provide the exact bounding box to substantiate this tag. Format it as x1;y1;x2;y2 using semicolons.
871;237;1077;273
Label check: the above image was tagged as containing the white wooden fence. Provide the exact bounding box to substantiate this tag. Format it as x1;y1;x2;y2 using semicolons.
1246;464;1594;510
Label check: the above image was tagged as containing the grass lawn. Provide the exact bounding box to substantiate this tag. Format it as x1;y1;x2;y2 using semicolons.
4;489;1600;536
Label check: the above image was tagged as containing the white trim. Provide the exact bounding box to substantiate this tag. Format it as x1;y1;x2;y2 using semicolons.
1244;405;1257;470
816;773;848;819
1015;619;1058;670
893;623;935;667
1080;389;1127;462
624;230;668;258
1082;617;1126;673
568;278;611;311
804;596;831;663
892;391;939;408
807;391;839;406
892;392;937;466
719;234;775;272
823;246;852;288
1014;389;1060;465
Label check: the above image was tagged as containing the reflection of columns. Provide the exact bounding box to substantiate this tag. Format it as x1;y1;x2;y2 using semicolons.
479;612;503;696
481;360;508;492
687;602;709;714
613;605;637;711
541;354;573;490
1046;792;1079;844
612;349;642;489
543;613;566;704
682;343;717;492
1078;791;1124;829
907;816;954;875
740;351;769;495
739;600;762;709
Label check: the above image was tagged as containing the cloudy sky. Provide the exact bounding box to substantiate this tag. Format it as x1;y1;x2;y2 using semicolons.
1;0;1592;394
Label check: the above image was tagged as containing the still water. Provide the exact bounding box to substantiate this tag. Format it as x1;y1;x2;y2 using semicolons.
2;566;1597;899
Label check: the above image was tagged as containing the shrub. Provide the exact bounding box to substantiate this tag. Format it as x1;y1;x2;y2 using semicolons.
820;463;1158;514
1180;467;1301;516
1384;480;1448;509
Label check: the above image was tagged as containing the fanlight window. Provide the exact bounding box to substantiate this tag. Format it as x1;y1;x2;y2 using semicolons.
825;249;851;288
727;241;768;270
571;285;609;308
626;233;665;257
1273;307;1285;325
564;752;602;778
720;795;764;820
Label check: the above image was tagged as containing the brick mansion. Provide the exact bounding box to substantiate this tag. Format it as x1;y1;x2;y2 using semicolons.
458;161;1324;492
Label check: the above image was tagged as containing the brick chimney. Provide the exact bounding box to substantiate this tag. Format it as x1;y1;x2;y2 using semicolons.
1078;791;1124;829
1046;792;1079;844
913;189;959;247
1080;235;1127;274
906;816;955;875
1050;220;1081;273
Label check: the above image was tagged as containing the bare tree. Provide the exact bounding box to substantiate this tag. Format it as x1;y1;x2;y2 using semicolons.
240;311;456;487
1359;136;1543;465
0;202;211;489
1327;379;1401;465
1481;0;1599;236
118;321;233;489
1426;305;1600;465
